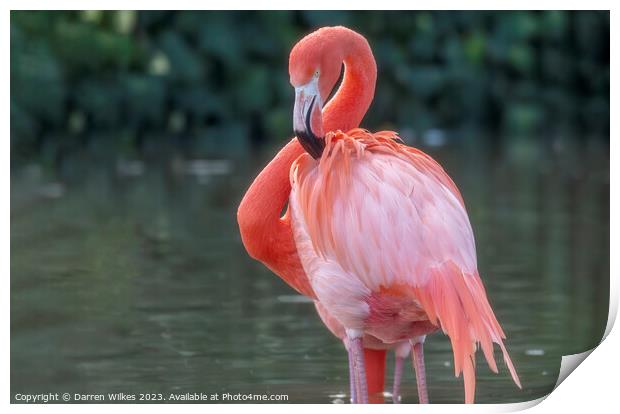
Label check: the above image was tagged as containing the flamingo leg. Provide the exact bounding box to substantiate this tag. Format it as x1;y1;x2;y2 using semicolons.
411;337;429;404
347;332;368;404
392;341;411;403
392;356;404;404
346;342;357;404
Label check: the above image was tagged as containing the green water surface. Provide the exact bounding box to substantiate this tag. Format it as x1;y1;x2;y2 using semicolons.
11;136;609;403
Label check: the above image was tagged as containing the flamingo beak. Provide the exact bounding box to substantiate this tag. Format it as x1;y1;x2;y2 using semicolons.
293;78;325;159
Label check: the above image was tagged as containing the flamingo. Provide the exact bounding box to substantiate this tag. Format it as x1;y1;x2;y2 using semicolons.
238;26;521;404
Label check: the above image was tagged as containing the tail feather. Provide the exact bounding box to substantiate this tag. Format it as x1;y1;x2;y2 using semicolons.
412;261;521;403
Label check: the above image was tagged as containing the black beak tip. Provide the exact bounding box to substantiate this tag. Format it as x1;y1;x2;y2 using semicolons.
295;129;325;160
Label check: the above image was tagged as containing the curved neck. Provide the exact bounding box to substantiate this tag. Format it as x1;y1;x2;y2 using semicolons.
322;31;377;132
237;138;315;298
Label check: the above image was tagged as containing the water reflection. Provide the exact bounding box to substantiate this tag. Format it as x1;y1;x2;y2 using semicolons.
11;135;609;403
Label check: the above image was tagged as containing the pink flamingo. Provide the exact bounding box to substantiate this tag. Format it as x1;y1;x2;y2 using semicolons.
238;26;521;403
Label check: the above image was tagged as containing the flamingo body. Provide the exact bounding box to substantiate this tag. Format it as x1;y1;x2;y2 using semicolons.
290;129;520;402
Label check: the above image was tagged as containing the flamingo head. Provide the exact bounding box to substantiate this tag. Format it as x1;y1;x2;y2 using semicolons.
289;28;344;159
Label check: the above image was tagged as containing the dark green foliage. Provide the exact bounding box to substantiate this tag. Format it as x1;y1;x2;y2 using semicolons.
10;11;609;166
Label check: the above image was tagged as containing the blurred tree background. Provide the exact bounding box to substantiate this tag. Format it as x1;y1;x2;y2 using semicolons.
11;11;609;169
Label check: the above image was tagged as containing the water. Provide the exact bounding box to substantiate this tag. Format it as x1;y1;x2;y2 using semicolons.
10;135;609;403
